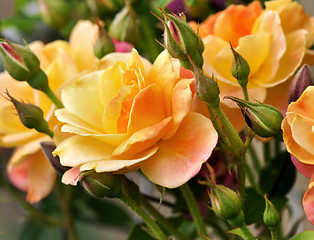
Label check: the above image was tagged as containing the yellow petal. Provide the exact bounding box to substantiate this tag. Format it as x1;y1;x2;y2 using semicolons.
53;135;115;167
252;11;286;84
69;20;98;71
282;115;314;164
113;117;172;156
262;30;306;87
163;78;193;139
79;145;159;173
61;71;105;131
141;112;218;188
102;85;135;134
127;84;167;135
148;50;178;115
290;114;314;156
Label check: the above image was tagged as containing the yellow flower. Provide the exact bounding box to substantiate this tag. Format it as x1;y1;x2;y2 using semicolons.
53;49;218;188
0;20;98;202
190;0;313;130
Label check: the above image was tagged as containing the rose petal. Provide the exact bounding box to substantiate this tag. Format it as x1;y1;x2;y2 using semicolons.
303;174;314;224
290;155;314;178
62;166;81;185
140;112;218;188
127;84;167;134
61;71;105;131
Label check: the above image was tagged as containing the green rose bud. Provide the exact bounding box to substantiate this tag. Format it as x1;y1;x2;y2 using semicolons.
94;21;115;59
195;70;220;107
38;0;72;29
108;4;139;45
210;184;244;226
263;195;281;231
79;171;124;199
157;9;204;69
225;96;283;138
0;40;40;82
230;45;250;87
5;92;53;137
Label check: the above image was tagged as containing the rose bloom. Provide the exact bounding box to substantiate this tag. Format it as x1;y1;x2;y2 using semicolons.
0;20;106;202
53;49;218;188
282;86;314;224
190;0;314;130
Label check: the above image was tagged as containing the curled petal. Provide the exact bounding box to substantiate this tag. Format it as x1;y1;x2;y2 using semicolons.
303;174;314;224
141;112;218;188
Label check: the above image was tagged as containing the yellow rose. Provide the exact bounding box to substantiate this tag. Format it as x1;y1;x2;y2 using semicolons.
0;20;98;202
53;49;218;188
190;0;313;130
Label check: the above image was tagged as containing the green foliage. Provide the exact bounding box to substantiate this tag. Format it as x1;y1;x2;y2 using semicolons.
127;224;155;240
290;231;314;240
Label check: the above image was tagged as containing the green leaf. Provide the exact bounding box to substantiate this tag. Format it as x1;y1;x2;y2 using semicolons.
243;188;265;224
290;231;314;240
259;151;296;197
17;220;59;240
127;224;155;240
228;227;245;238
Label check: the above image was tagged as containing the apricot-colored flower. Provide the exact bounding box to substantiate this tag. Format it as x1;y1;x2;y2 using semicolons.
282;86;314;224
0;20;99;202
190;0;313;130
53;49;218;188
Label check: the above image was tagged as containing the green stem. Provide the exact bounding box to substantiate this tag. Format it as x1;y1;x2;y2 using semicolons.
239;224;255;240
180;183;208;238
237;160;247;201
213;106;244;158
55;183;78;240
119;193;168;240
140;195;188;240
44;87;64;109
241;85;249;101
271;229;278;240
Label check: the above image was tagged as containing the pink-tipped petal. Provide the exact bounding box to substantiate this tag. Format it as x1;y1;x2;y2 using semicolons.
303;174;314;224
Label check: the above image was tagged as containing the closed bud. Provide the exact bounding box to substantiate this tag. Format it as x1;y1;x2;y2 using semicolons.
289;64;313;103
195;71;220;107
108;4;139;45
94;20;115;59
79;171;124;198
0;40;40;82
226;96;283;138
230;45;250;87
5;92;53;137
157;9;204;67
210;184;244;225
38;0;72;29
263;195;281;231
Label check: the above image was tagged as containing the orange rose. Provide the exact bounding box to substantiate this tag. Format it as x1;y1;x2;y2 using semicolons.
53;49;218;188
282;86;314;224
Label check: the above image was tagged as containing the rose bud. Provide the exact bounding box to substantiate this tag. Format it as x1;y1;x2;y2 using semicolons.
108;4;139;45
195;70;220;108
157;9;204;70
289;64;313;103
5;92;53;138
94;20;115;59
230;45;250;87
38;0;72;29
79;171;124;199
0;39;40;82
209;184;244;226
225;96;283;138
263;195;281;231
